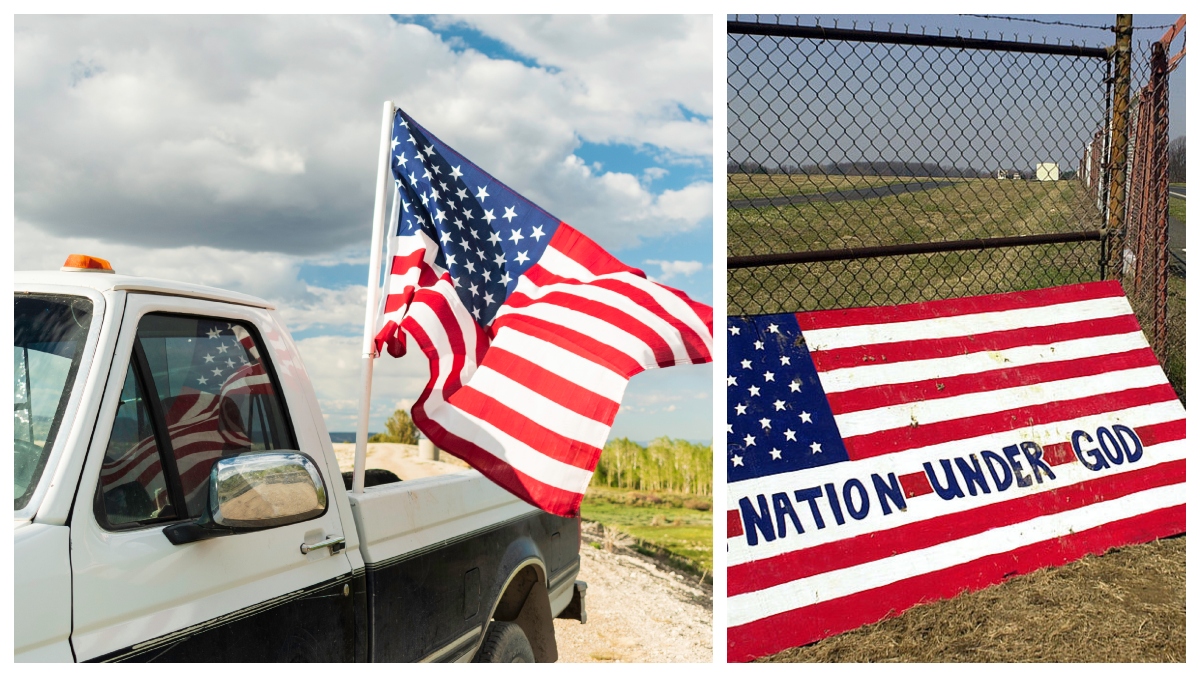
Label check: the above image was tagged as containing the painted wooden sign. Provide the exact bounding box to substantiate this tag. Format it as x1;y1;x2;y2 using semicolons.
726;281;1186;662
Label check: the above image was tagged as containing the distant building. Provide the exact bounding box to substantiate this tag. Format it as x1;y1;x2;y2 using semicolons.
996;168;1023;180
1036;163;1060;182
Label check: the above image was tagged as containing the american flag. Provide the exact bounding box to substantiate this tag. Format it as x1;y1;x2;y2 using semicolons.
100;322;275;516
726;281;1186;662
372;108;713;517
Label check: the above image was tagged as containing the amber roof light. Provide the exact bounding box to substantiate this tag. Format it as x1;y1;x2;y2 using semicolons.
61;254;115;273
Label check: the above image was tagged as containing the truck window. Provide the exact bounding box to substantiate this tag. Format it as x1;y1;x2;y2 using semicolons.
14;294;93;510
97;313;298;527
98;362;178;526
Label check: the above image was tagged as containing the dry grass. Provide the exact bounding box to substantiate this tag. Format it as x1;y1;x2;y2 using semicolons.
759;536;1185;663
729;172;922;200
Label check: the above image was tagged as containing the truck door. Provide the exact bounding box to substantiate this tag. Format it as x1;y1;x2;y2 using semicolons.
69;296;355;662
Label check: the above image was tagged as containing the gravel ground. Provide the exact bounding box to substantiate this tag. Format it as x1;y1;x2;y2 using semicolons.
553;522;713;663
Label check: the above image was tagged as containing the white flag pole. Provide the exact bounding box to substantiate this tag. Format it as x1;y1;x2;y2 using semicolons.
352;100;396;496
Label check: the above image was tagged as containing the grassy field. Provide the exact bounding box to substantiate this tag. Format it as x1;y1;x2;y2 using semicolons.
580;486;713;580
729;173;926;200
761;536;1185;662
1168;195;1185;222
729;174;1104;315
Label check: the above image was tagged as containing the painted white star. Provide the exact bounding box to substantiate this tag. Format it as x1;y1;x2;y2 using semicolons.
509;229;524;244
773;399;786;411
502;206;518;222
735;404;747;415
780;356;791;365
789;381;802;392
729;325;741;335
758;418;771;430
731;455;744;467
810;442;823;454
748;386;761;397
741;359;752;369
203;354;215;363
767;323;780;333
726;423;734;434
727;376;737;386
799;411;813;424
769;448;783;460
744;434;756;447
476;186;490;202
784;429;797;441
515;251;530;265
754;340;764;350
530;225;545;241
763;371;775;382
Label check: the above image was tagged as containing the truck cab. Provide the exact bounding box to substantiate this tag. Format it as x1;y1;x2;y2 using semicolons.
14;262;584;662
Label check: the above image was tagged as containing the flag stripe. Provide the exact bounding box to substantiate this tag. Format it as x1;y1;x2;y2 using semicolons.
842;383;1179;460
727;504;1185;662
800;296;1133;352
833;365;1169;439
476;345;622;423
796;280;1124;331
827;348;1162;414
728;456;1185;596
496;299;658;372
489;314;644;378
462;364;613;446
730;482;1184;626
813;315;1144;379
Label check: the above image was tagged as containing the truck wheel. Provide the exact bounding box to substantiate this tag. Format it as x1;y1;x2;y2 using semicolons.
473;621;535;663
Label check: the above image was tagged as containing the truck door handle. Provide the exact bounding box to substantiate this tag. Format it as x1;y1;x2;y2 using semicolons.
300;536;346;555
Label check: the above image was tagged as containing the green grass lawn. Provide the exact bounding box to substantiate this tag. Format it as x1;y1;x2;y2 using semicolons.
729;172;925;200
1168;196;1185;223
580;487;713;579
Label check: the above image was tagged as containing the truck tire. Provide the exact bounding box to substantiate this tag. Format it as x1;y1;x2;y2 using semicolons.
473;621;535;663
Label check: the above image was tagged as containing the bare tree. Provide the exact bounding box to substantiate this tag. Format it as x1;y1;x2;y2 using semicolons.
1168;136;1185;184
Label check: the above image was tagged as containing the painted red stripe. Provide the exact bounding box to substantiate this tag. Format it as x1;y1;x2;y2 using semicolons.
390;250;443;288
796;280;1124;331
490;315;644;378
728;504;1185;662
728;456;1184;596
480;347;620;424
503;289;678;368
842;383;1178;460
728;509;744;538
522;265;710;365
899;471;933;497
1045;419;1187;466
810;313;1142;372
403;288;472;400
827;348;1161;414
449;385;604;472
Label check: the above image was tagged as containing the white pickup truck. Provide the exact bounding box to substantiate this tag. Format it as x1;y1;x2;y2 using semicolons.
14;261;585;662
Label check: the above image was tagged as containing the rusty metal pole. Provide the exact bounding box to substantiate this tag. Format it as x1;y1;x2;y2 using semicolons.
1104;14;1133;278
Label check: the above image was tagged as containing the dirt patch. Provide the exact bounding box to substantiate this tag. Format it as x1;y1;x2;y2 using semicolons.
760;535;1185;663
554;521;712;663
331;442;469;480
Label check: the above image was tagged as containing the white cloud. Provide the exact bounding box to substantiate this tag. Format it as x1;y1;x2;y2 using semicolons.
15;15;712;257
644;259;705;282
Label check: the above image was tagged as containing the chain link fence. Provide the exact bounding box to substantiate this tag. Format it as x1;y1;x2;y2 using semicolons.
728;15;1184;401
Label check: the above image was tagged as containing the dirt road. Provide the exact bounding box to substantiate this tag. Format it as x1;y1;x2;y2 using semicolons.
553;522;712;663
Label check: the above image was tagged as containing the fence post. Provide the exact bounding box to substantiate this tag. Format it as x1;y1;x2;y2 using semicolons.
1104;14;1133;278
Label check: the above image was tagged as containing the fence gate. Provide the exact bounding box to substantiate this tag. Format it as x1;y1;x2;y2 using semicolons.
727;15;1183;400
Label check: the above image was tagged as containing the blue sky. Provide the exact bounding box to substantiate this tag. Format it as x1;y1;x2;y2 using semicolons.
13;15;715;443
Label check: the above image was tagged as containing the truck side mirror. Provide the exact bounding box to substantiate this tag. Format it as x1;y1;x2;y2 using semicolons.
163;452;328;545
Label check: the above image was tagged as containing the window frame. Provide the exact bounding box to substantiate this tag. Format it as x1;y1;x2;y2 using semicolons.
93;311;301;532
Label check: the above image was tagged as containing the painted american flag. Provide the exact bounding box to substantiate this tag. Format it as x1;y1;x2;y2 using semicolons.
372;108;713;518
726;281;1186;662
